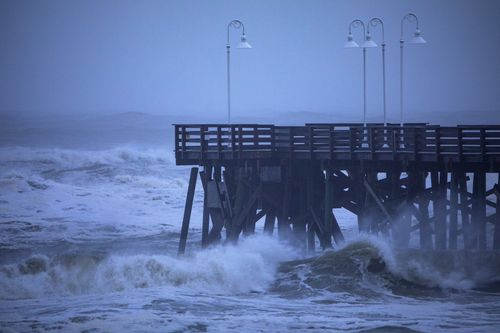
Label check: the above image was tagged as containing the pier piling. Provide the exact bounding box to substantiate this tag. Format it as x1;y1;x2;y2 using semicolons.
174;123;500;252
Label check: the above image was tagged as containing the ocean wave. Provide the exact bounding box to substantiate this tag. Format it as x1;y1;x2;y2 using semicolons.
0;145;192;249
0;146;173;167
273;237;500;298
0;236;296;300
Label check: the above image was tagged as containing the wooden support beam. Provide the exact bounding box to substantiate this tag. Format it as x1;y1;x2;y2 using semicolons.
459;172;473;249
307;221;316;254
364;172;379;234
293;175;308;250
278;166;292;240
363;179;394;223
253;209;267;224
207;209;224;244
494;179;500;250
310;207;326;248
471;172;480;249
306;166;315;254
477;172;487;249
417;172;433;249
449;172;459;250
233;184;261;229
264;208;276;235
389;170;411;247
178;167;198;255
200;166;212;248
243;201;258;236
400;171;417;248
323;166;333;248
331;212;345;245
432;171;447;250
227;168;249;241
354;168;368;232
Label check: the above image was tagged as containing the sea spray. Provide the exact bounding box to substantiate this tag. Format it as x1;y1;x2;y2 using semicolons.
0;145;192;248
0;235;297;300
273;236;500;298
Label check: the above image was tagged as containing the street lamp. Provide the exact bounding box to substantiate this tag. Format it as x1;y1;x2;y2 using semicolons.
226;20;252;125
400;13;426;125
367;17;387;126
345;19;377;126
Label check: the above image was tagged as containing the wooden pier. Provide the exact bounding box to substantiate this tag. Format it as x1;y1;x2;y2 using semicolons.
174;123;500;253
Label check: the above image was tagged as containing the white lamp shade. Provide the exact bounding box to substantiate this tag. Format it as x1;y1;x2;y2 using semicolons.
411;35;427;44
362;33;378;48
410;28;427;44
237;34;252;49
345;40;360;48
362;39;378;48
344;33;359;48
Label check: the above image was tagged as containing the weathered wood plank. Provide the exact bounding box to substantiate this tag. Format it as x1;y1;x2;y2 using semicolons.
178;167;198;255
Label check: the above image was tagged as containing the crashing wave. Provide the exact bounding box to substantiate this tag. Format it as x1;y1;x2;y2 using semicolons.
273;237;500;298
0;236;295;300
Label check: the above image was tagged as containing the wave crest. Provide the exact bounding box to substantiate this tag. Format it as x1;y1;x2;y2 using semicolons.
273;237;500;297
0;236;295;300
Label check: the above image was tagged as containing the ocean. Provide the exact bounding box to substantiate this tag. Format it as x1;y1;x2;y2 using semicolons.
1;115;500;333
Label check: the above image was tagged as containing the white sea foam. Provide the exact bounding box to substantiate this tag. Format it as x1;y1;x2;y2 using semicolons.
0;235;296;299
336;235;500;291
0;146;198;247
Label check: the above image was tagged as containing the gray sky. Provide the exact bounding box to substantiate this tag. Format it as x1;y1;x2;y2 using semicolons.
1;0;499;123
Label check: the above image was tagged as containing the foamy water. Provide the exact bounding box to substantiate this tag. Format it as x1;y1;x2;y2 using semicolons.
1;145;500;333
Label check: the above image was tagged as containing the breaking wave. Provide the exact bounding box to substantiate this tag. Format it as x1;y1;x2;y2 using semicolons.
0;146;190;248
273;237;500;298
0;236;296;300
0;146;174;185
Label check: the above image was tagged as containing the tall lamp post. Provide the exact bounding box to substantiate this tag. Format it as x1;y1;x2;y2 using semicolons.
367;18;386;125
345;19;377;125
226;20;252;125
400;13;426;125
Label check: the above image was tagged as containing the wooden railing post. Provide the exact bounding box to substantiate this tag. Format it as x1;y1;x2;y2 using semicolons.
231;125;236;157
271;125;276;157
174;125;180;158
200;125;206;162
309;126;314;159
181;126;187;160
217;126;221;159
349;127;356;158
329;126;334;160
457;127;463;162
480;128;486;162
435;126;441;162
369;127;375;158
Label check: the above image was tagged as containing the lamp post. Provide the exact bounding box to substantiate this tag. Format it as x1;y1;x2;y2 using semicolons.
345;19;377;126
226;20;252;125
367;18;386;126
400;13;426;125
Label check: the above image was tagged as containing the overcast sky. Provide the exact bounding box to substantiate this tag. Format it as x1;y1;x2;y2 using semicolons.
1;0;499;123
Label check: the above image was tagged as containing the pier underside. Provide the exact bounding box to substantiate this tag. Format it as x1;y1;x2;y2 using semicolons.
175;124;500;253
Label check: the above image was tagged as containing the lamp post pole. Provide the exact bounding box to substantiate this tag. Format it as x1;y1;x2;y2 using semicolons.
363;46;366;126
368;18;386;125
345;19;377;126
226;20;251;125
400;13;426;126
226;35;232;125
346;19;367;125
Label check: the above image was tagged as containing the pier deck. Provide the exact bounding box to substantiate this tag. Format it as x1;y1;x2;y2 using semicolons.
175;124;500;169
174;124;500;253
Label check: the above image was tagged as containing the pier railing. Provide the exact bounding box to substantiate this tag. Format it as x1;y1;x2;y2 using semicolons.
174;124;500;164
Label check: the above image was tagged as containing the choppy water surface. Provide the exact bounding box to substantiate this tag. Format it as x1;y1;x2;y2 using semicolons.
1;146;500;333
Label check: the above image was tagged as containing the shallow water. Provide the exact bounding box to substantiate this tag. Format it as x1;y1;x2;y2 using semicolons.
1;145;500;333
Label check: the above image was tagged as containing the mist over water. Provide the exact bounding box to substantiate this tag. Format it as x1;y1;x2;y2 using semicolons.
1;0;500;330
0;114;499;332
